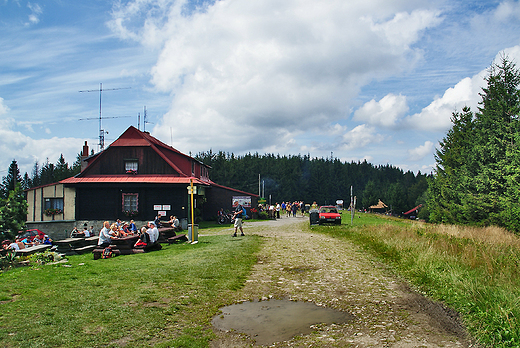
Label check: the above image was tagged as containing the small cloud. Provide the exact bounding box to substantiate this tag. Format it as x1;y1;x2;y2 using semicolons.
494;1;520;21
407;141;434;161
27;3;43;25
0;98;10;115
340;124;384;151
45;128;51;134
353;93;408;128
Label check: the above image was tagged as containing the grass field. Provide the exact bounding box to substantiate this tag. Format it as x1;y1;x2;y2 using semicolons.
2;214;520;347
317;212;520;348
0;232;262;348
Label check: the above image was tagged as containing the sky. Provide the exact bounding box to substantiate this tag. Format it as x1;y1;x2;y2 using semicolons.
1;0;520;178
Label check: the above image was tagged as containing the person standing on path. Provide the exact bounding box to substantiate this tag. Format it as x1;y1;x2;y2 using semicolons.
232;200;245;237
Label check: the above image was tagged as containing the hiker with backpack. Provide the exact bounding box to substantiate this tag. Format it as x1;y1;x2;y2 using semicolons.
232;200;245;237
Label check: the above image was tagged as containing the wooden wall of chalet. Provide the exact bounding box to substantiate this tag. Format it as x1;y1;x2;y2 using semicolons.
204;186;258;219
85;147;180;175
75;184;189;221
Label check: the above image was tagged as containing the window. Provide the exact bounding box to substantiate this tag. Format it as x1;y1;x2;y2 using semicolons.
44;198;64;215
125;160;138;173
122;193;138;213
191;161;195;176
44;198;63;211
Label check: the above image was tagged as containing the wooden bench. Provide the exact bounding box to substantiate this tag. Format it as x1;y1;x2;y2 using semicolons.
92;237;161;260
167;234;188;243
74;245;96;254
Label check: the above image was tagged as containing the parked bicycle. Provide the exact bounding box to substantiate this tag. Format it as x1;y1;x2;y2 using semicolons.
217;209;234;224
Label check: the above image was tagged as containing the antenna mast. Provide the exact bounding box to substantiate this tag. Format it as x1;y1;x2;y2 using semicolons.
79;83;131;151
143;106;154;132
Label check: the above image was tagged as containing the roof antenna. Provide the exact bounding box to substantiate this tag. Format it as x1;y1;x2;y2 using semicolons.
79;83;131;151
143;106;154;132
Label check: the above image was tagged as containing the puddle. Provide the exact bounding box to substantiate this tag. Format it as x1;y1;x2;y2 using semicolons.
212;299;354;346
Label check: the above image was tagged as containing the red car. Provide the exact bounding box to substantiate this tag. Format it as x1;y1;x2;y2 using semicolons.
17;229;45;242
319;206;342;225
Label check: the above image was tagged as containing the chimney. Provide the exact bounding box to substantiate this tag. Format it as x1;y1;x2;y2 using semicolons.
81;141;89;172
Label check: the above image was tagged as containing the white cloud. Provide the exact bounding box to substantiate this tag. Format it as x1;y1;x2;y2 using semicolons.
407;140;434;161
108;0;443;155
0;98;10;115
404;74;484;131
405;45;520;132
365;8;442;48
494;1;520;21
0;116;84;175
353;93;408;128
27;3;43;25
340;124;384;151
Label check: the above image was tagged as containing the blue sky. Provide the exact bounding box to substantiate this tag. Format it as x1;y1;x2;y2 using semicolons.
1;0;520;178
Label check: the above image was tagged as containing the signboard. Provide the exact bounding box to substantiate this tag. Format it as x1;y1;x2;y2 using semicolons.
154;205;171;211
158;211;166;217
153;205;162;210
232;196;251;208
162;205;171;210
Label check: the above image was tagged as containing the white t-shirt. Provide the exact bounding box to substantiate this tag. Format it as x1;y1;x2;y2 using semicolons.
147;227;159;243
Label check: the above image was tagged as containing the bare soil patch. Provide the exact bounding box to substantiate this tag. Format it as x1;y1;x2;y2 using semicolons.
210;217;479;347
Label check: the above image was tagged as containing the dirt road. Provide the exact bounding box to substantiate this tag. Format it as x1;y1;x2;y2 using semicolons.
211;217;478;347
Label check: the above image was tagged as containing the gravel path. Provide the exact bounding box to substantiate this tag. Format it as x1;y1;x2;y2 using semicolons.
210;217;478;347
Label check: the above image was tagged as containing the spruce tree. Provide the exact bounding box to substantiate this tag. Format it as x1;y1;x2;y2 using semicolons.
428;56;520;231
1;160;23;199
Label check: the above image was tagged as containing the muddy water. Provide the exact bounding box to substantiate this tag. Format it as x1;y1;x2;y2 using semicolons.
212;299;355;346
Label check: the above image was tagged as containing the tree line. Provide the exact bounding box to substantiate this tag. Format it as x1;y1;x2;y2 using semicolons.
428;56;520;232
195;151;429;215
3;56;519;236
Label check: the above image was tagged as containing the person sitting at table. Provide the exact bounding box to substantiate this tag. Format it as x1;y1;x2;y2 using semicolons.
129;220;137;233
110;223;124;238
120;222;132;236
134;226;149;248
70;226;80;237
20;237;33;247
154;215;162;228
6;240;20;250
83;226;91;237
98;221;116;248
43;235;53;245
75;226;87;237
2;240;13;250
170;215;181;232
147;221;159;244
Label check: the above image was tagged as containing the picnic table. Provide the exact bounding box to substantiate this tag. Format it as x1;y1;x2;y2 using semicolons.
92;234;168;260
14;244;52;256
53;236;99;255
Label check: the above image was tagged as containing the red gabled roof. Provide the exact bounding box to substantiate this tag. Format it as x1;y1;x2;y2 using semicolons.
61;175;210;185
80;126;208;177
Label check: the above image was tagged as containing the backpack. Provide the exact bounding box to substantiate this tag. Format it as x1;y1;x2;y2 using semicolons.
242;207;247;217
102;247;112;259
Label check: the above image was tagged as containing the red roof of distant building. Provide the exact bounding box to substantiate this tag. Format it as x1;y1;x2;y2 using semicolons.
403;204;422;215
